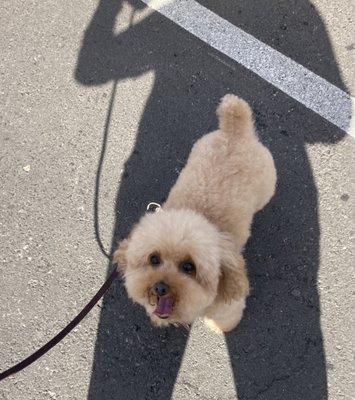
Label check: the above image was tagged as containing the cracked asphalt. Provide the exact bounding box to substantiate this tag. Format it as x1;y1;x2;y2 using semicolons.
0;1;353;399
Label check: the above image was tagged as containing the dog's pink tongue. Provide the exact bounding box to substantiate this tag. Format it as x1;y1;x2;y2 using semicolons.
153;297;173;318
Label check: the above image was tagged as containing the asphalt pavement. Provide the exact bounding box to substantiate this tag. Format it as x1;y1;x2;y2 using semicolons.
0;1;353;399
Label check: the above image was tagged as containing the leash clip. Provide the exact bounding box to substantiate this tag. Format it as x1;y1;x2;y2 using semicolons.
146;202;162;213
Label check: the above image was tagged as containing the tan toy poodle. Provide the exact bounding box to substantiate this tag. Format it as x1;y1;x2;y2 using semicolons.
114;94;276;332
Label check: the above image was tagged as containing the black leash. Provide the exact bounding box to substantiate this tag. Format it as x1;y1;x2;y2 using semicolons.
0;267;119;382
0;78;126;382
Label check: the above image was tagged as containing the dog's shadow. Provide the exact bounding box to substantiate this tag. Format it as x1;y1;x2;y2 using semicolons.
75;1;348;399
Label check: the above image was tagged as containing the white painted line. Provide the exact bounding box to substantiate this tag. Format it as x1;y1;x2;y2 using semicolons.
144;0;354;137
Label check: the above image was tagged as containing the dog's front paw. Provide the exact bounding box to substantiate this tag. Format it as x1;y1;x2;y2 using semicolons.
204;317;241;333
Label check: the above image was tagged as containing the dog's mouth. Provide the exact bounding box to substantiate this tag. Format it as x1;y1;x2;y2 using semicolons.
153;296;174;319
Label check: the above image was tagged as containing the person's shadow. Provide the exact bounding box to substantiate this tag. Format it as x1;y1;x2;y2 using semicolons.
75;1;350;399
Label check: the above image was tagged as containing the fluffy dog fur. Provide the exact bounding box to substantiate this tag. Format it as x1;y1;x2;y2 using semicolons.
114;94;276;332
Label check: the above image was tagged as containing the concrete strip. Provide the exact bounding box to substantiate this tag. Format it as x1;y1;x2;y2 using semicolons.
145;0;354;136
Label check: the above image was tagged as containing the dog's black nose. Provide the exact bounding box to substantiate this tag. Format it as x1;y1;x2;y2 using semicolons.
154;282;170;296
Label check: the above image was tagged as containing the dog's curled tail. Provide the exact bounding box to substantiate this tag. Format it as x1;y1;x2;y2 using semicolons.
216;94;253;139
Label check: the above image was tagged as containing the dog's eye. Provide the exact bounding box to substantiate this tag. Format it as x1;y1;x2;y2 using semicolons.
149;254;161;266
180;261;196;275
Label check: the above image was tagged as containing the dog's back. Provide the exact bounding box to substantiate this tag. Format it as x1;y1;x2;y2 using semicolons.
166;95;276;247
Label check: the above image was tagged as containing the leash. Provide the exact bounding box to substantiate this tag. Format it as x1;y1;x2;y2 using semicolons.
0;78;120;381
0;267;119;382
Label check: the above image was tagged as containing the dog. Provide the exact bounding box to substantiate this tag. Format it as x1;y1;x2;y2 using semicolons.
114;94;276;332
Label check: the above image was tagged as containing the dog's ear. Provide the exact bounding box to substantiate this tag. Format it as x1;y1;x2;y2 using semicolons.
218;235;249;303
113;239;129;274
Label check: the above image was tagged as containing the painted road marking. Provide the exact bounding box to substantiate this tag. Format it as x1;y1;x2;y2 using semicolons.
144;0;354;137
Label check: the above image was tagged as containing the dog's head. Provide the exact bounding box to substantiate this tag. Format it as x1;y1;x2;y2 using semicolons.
114;209;249;327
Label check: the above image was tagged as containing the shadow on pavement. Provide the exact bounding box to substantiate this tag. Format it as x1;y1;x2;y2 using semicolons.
75;1;349;399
